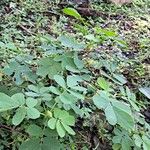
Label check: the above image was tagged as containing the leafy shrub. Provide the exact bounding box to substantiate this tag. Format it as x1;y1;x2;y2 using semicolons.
0;4;150;150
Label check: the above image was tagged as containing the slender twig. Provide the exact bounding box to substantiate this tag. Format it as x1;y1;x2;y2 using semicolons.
0;124;21;133
93;142;100;150
0;124;13;131
17;25;35;35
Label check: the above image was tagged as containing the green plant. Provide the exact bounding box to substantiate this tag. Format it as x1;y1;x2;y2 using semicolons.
0;1;150;149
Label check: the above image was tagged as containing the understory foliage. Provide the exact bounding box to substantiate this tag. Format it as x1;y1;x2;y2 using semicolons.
0;0;150;150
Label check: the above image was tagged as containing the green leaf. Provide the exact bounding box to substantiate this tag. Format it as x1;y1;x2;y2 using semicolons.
129;100;139;111
40;87;50;94
11;93;26;105
139;87;150;99
66;75;82;88
3;60;37;85
0;93;20;112
27;107;40;119
142;135;150;150
112;144;121;150
93;91;110;109
93;92;134;129
112;100;132;115
84;34;99;42
133;134;142;148
113;105;134;130
121;138;132;150
54;52;75;69
71;86;87;92
0;41;5;47
54;109;75;126
68;89;84;100
99;28;117;37
101;70;122;85
49;86;61;95
28;85;39;93
58;35;85;50
113;74;127;85
48;118;57;129
59;92;76;104
74;53;84;70
54;108;62;118
105;103;117;125
19;138;41;150
54;75;66;88
56;120;65;137
25;92;40;97
61;122;75;135
37;57;62;79
26;98;38;108
113;129;123;144
143;143;150;150
126;86;132;99
12;107;26;125
66;65;80;73
113;129;133;150
41;137;62;150
113;136;122;144
97;77;110;90
26;124;42;137
59;113;75;126
62;8;82;19
6;42;18;51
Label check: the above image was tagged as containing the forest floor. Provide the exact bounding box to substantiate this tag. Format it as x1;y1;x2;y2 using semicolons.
0;0;150;149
